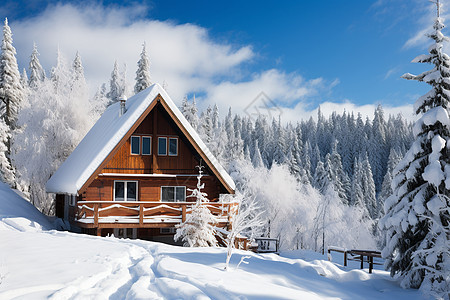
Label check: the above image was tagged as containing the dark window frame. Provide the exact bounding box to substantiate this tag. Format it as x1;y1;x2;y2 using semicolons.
158;137;167;156
130;136;141;155
142;136;152;155
160;186;186;202
168;137;178;156
114;180;138;201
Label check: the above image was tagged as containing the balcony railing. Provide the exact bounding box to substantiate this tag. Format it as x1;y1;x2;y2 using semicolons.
76;201;239;228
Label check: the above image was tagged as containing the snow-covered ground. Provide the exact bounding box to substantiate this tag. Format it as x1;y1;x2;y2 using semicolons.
0;183;427;299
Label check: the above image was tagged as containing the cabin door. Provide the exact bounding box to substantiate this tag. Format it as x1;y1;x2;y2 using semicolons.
113;228;137;239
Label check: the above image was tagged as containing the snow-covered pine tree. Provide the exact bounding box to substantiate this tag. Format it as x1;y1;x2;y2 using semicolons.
369;105;388;192
28;43;45;89
20;68;28;89
325;141;351;204
90;83;108;121
379;148;403;207
380;6;450;295
313;160;329;193
0;117;14;186
252;140;264;168
181;95;189;116
350;157;365;208
190;95;199;130
174;165;217;247
106;61;124;105
71;52;84;83
134;42;152;94
0;18;23;129
272;116;287;165
360;152;377;219
50;49;70;95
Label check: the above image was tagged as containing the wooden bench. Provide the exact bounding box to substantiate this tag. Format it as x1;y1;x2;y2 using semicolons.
328;247;382;274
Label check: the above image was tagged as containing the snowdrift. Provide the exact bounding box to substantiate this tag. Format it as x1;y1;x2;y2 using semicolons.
0;183;425;299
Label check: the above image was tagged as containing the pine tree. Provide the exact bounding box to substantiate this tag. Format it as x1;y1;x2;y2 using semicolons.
134;42;152;94
272;116;287;165
0;18;23;129
106;61;124;105
0;117;14;186
313;160;329;193
174;165;217;247
20;68;28;90
50;49;70;95
351;157;365;208
28;43;45;89
90;83;108;120
380;6;450;295
252;140;264;168
325;141;351;204
360;152;377;219
71;51;85;83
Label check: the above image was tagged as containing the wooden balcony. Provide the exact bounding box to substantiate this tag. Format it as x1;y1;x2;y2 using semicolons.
75;201;238;229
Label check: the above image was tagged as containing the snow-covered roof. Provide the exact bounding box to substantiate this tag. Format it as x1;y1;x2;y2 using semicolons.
46;83;235;194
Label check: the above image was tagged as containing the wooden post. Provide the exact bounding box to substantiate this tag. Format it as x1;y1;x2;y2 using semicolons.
96;228;102;237
94;203;99;227
243;239;248;250
360;255;364;269
139;204;144;226
182;205;186;222
344;251;347;267
369;256;373;274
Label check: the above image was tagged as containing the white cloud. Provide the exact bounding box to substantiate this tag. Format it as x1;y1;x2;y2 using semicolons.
10;3;253;101
5;3;414;125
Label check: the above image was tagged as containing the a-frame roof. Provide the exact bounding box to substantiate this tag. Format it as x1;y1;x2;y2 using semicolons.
46;83;235;195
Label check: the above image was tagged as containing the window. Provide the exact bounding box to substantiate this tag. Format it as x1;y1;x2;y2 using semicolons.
160;228;176;234
169;138;178;156
161;186;186;202
114;181;138;201
158;137;167;155
131;136;140;155
142;136;151;155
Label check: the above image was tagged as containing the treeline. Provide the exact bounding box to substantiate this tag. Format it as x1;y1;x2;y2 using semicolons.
181;97;413;221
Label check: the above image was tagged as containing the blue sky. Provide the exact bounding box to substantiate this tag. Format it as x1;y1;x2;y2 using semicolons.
0;0;443;121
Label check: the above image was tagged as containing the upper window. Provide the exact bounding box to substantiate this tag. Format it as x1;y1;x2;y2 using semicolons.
161;186;186;202
114;181;138;201
142;136;151;155
158;137;167;156
169;138;178;156
131;136;140;155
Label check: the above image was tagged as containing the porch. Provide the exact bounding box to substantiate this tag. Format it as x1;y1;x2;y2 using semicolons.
75;201;238;234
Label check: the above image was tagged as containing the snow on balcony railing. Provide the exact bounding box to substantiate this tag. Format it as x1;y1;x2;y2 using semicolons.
75;201;238;226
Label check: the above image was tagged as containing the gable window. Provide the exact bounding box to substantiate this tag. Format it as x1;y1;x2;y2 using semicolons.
169;138;178;156
161;186;186;202
114;181;138;201
158;137;167;155
131;136;140;155
142;136;151;155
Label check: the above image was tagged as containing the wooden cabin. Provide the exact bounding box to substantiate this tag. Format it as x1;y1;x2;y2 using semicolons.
46;84;236;242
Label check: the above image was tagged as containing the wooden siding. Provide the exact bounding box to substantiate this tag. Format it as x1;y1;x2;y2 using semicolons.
83;175;221;202
102;104;201;175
